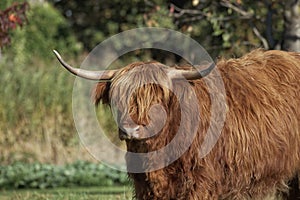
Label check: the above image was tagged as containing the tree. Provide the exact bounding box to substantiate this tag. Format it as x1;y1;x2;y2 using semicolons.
47;0;178;63
165;0;300;54
47;0;147;51
3;1;82;64
282;0;300;51
0;2;28;48
48;0;300;58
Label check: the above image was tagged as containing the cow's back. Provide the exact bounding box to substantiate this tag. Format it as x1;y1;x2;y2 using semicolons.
192;49;300;199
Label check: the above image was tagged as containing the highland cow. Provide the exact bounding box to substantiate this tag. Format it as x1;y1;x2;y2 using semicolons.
54;49;300;200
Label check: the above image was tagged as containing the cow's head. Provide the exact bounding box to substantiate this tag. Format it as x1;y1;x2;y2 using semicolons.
53;50;214;150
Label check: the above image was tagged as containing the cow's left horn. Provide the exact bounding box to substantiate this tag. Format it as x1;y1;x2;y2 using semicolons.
169;62;215;80
53;50;117;81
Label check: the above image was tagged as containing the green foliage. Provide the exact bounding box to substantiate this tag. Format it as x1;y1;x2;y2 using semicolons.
0;162;129;189
45;0;291;57
0;2;28;48
4;2;82;64
0;0;26;10
0;0;296;166
143;3;175;29
166;1;286;56
48;0;146;50
0;57;75;141
0;1;85;164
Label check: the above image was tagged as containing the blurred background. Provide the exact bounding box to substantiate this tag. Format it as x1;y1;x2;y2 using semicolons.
0;0;299;199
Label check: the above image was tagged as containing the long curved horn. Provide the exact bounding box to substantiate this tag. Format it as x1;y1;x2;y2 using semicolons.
53;50;117;81
168;62;215;80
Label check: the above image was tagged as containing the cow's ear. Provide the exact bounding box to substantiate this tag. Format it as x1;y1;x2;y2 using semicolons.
92;82;111;106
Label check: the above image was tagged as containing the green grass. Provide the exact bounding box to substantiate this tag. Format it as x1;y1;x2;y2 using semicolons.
0;186;132;200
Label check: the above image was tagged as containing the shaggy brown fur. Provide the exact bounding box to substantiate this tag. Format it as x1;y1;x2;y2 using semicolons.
93;49;300;199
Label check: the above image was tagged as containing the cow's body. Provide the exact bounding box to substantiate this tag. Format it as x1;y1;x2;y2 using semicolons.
55;49;300;199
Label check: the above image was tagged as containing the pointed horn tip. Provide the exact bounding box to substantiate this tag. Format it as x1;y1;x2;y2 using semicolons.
52;50;62;59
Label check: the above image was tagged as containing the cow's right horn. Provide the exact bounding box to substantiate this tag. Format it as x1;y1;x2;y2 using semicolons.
168;62;215;80
53;50;117;81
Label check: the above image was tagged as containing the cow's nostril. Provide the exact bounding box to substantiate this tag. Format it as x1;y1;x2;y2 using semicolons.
119;132;128;140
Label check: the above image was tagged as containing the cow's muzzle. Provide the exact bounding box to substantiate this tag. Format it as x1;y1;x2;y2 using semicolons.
119;125;141;140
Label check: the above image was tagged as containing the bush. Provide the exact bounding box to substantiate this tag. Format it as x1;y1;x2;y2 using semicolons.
0;1;129;164
2;1;82;64
0;162;129;189
0;1;84;164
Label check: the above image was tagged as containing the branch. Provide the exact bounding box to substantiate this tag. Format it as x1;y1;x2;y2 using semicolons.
169;0;270;49
144;0;155;7
171;1;252;23
221;0;270;49
170;3;207;18
220;0;253;19
177;16;205;24
251;24;269;49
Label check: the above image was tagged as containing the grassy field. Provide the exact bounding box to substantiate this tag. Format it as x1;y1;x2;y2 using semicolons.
0;186;132;200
